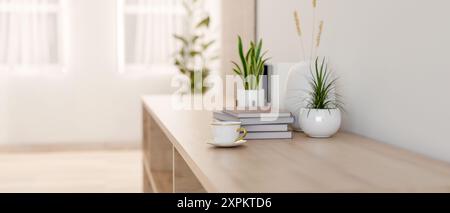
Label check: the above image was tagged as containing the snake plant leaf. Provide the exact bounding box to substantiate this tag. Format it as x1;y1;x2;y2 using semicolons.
231;61;241;70
245;45;252;61
232;36;270;90
233;68;242;77
237;36;248;78
257;58;270;76
255;39;262;60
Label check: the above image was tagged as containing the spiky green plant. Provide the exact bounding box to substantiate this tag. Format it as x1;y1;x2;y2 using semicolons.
305;57;343;110
173;0;217;94
232;36;270;90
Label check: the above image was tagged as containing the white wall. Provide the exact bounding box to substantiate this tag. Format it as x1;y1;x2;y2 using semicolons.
220;0;256;103
0;0;175;145
0;72;7;143
258;0;450;162
220;0;256;77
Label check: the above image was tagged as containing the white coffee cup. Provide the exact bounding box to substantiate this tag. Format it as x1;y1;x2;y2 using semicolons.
211;121;248;145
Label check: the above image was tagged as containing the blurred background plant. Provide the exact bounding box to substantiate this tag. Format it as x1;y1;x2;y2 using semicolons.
173;0;218;94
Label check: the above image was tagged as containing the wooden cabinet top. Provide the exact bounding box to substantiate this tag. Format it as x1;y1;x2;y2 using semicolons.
143;95;450;193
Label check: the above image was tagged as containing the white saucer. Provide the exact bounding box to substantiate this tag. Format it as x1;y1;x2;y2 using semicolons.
207;140;248;148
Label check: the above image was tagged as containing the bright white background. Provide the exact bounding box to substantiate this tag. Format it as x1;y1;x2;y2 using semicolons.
258;0;450;162
0;0;175;145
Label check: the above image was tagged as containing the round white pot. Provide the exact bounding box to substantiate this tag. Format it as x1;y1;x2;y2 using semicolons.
299;108;341;138
237;89;265;109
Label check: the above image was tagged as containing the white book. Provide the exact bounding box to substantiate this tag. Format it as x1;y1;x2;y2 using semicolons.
243;124;289;132
224;110;292;118
245;132;293;140
214;112;294;125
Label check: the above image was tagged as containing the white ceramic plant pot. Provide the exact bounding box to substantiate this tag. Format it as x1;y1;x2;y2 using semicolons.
237;89;265;109
299;108;342;138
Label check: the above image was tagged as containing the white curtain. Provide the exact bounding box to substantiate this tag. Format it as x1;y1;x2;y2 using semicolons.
125;0;182;66
0;0;59;66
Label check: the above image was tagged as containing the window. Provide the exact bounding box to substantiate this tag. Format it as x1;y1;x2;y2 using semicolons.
117;0;184;73
0;0;65;72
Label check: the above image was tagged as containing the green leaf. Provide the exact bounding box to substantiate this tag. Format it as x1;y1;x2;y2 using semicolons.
306;56;344;109
202;40;215;50
237;36;248;78
191;35;200;43
179;48;186;57
233;68;242;76
232;61;241;70
232;36;271;89
173;34;188;46
175;59;181;66
196;16;210;28
189;51;201;57
255;39;262;60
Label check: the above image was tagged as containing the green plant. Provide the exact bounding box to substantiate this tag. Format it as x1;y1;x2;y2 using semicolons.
173;0;217;94
305;57;343;110
232;36;270;90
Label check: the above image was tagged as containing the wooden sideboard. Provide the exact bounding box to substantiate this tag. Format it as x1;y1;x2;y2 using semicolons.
142;95;450;193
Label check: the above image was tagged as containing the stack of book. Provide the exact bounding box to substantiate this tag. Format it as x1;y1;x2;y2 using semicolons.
213;110;294;140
